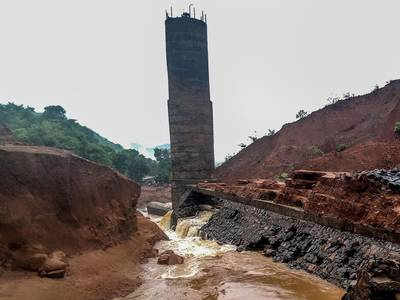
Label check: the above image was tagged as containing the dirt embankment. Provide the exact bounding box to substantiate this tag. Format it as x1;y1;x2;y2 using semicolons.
216;80;400;181
200;170;400;234
0;144;140;259
0;137;168;299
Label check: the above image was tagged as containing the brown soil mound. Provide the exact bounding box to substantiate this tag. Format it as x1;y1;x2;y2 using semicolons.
0;213;168;300
0;144;140;271
216;80;400;181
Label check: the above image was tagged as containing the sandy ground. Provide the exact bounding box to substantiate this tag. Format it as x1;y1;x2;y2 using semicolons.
0;214;167;300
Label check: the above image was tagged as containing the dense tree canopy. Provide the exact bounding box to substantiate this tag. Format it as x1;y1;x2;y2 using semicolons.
43;105;66;119
154;148;171;183
0;102;161;182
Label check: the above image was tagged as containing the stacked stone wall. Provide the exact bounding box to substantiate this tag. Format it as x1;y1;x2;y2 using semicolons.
200;200;400;289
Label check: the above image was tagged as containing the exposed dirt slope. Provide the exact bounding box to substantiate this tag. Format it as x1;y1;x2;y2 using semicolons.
216;80;400;181
0;144;140;269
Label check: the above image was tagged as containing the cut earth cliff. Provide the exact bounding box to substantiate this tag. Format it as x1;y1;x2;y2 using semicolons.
0;136;168;299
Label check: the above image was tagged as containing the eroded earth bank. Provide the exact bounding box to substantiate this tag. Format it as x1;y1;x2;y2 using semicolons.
0;140;167;300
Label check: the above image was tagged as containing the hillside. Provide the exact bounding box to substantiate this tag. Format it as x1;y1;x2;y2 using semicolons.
0;103;156;181
216;80;400;181
130;143;170;159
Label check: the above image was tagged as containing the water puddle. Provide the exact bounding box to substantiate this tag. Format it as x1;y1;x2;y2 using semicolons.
116;209;344;300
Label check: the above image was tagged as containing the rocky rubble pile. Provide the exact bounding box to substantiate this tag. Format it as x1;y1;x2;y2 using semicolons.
198;169;400;234
364;169;400;193
342;255;400;300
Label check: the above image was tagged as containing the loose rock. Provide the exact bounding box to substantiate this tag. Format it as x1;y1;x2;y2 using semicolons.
157;250;184;265
147;202;172;216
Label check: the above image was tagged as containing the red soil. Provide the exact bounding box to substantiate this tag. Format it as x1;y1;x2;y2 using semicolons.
0;144;140;260
0;136;169;299
199;170;400;234
216;80;400;182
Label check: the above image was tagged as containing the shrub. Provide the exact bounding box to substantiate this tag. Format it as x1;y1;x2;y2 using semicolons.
266;129;276;136
224;153;234;162
248;130;259;143
296;110;308;119
276;172;289;182
336;144;347;152
309;146;323;156
395;122;400;137
326;96;341;105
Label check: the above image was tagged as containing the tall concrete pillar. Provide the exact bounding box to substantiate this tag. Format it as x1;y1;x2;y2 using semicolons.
165;12;215;209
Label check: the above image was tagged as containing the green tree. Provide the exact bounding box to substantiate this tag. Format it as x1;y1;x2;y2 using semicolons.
0;102;155;182
395;122;400;137
248;130;259;143
296;109;308;120
266;129;276;136
43;105;66;119
112;149;149;182
154;148;171;184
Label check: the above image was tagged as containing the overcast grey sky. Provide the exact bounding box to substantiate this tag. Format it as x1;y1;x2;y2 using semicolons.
0;1;399;161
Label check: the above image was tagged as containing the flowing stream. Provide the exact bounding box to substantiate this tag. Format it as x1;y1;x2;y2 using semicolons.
119;210;344;300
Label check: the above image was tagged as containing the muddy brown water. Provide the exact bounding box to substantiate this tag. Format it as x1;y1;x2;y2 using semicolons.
117;211;344;300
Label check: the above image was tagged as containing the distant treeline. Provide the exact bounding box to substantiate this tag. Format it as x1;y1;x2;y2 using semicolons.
0;103;170;183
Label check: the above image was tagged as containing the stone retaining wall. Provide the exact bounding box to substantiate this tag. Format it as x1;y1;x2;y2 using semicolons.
193;187;400;244
199;199;400;289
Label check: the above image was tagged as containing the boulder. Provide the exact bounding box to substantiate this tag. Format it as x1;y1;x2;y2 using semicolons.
157;250;184;265
286;178;317;189
291;170;328;181
11;244;68;279
40;269;66;279
342;256;400;300
40;251;68;274
147;202;172;216
11;244;48;271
